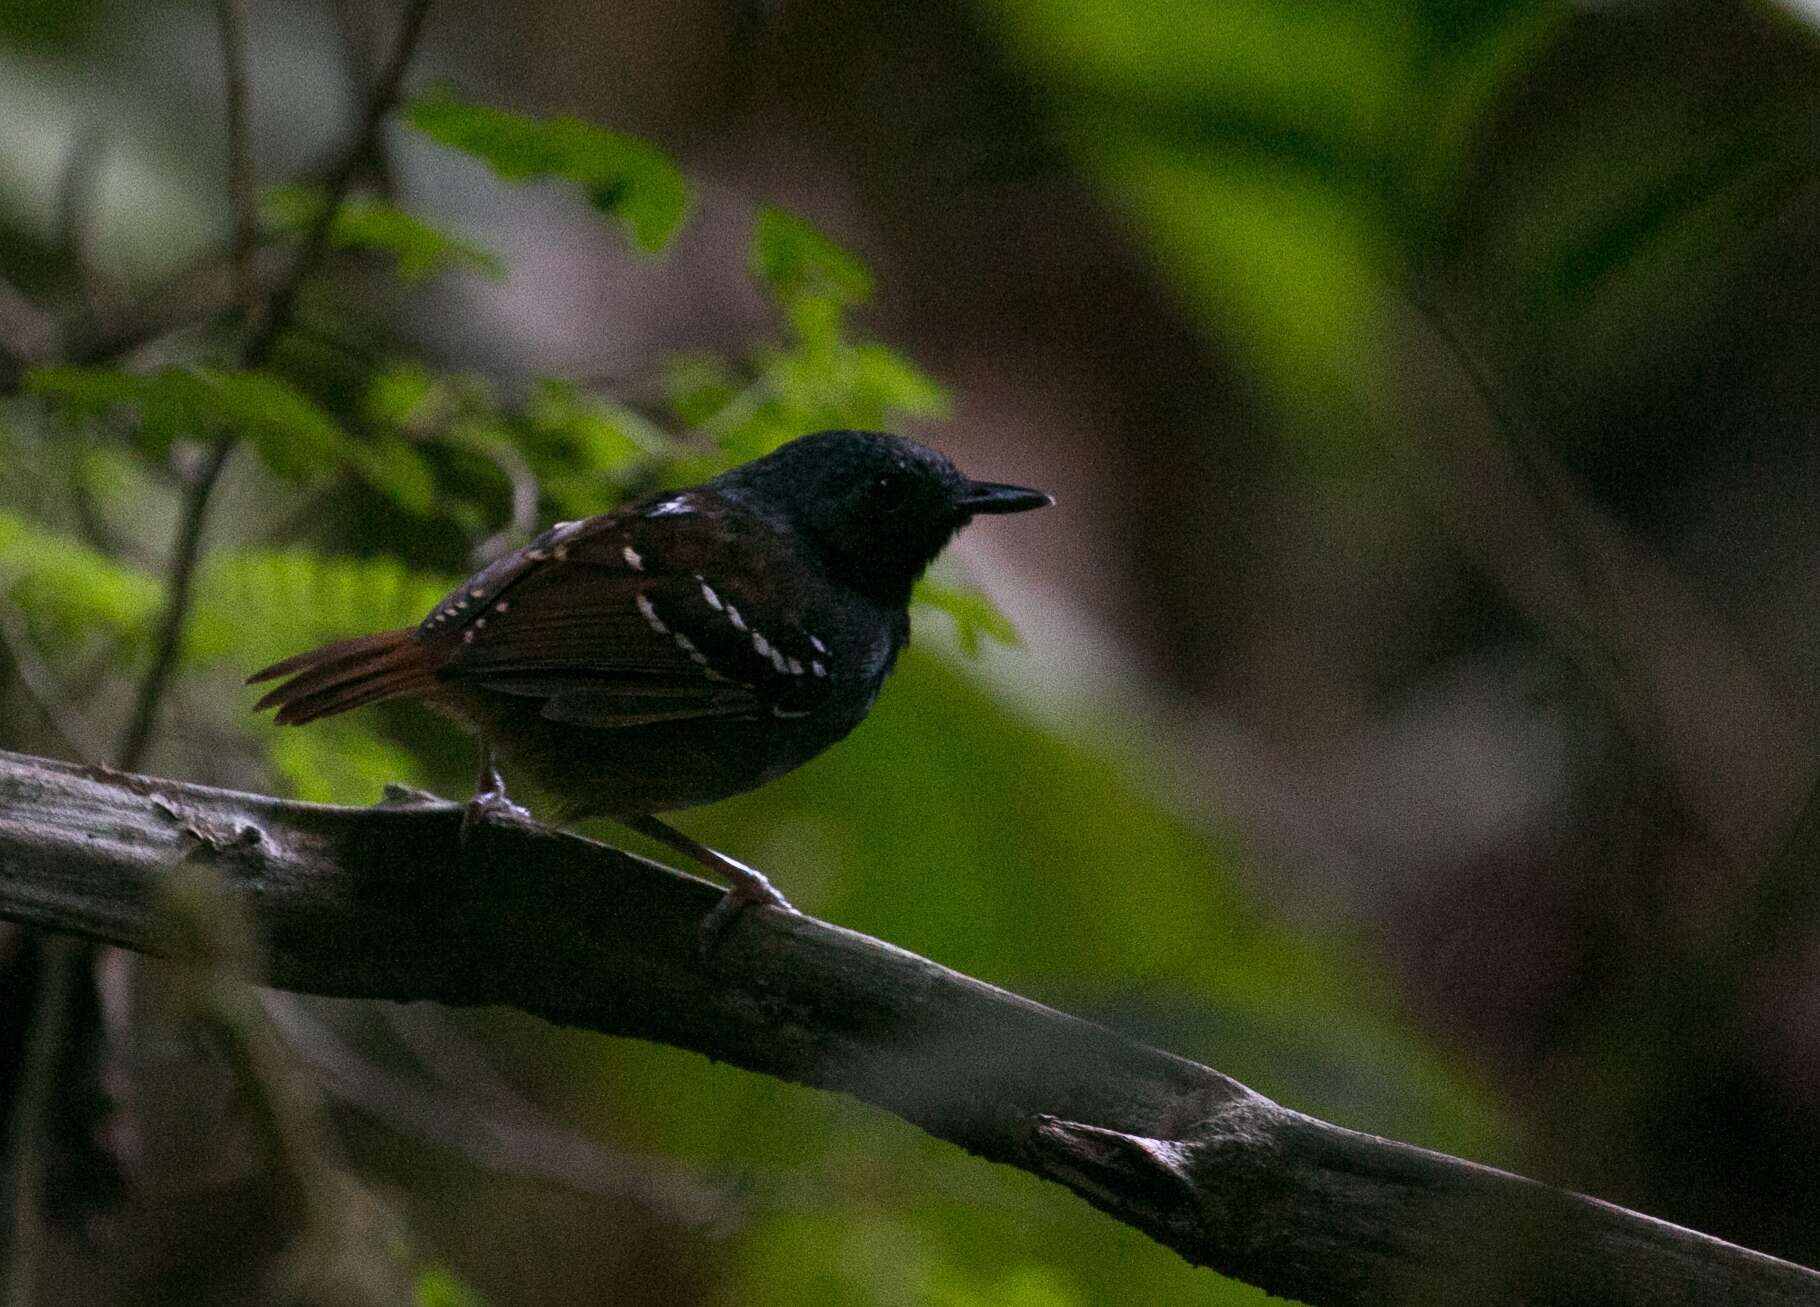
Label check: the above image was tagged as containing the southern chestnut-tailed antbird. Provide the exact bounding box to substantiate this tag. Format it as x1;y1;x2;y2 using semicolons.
250;429;1052;927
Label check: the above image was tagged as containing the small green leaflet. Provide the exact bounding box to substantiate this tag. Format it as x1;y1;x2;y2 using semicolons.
262;184;505;284
28;364;345;479
406;87;689;253
914;579;1021;656
29;364;433;511
749;206;874;308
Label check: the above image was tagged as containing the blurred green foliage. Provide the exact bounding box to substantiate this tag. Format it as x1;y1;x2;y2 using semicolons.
406;86;691;252
263;184;508;285
0;66;1505;1307
985;0;1570;449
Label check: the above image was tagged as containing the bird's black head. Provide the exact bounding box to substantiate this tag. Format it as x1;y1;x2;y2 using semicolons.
712;430;1051;607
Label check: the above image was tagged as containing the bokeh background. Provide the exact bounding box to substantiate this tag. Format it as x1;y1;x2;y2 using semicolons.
4;0;1820;1302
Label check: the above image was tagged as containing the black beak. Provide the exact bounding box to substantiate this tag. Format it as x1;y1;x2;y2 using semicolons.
957;481;1053;515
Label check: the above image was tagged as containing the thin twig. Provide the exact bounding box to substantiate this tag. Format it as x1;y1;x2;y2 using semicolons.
0;605;106;764
114;438;237;770
0;276;56;374
465;435;541;563
116;0;436;765
243;0;434;366
216;0;258;323
56;122;119;337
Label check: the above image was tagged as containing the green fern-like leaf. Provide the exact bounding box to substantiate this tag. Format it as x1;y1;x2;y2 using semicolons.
749;206;874;308
192;549;455;673
913;578;1021;656
0;511;161;648
407;87;689;253
262;184;506;284
29;364;352;481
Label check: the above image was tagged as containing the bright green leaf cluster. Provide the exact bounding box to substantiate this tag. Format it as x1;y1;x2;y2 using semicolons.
407;86;689;253
412;1263;491;1307
0;511;161;650
29;364;343;475
262;184;506;284
28;363;434;513
913;578;1021;655
651;209;950;479
750;205;875;308
191;548;455;672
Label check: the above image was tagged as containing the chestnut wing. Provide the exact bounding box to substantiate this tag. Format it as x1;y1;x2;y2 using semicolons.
424;497;836;727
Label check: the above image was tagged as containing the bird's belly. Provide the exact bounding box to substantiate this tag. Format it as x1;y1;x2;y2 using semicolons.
433;684;865;819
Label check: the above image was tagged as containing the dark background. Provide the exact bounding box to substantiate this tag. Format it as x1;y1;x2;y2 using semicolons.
3;0;1820;1302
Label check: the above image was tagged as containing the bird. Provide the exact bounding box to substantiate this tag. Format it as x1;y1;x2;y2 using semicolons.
248;429;1052;929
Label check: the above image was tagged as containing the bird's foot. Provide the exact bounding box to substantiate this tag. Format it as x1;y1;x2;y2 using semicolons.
698;859;796;951
461;743;537;843
617;814;796;951
461;786;536;843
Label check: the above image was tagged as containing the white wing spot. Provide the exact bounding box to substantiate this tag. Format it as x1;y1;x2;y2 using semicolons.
472;617;487;630
672;632;710;667
525;549;549;561
809;634;829;654
811;660;827;678
468;588;484;599
772;706;811;719
698;578;723;611
752;633;771;658
769;648;789;675
787;658;803;676
462;629;476;644
636;593;669;636
726;604;747;633
646;497;692;517
622;545;643;571
495;601;510;613
552;544;569;561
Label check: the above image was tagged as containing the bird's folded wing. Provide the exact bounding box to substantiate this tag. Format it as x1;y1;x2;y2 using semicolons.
424;507;835;726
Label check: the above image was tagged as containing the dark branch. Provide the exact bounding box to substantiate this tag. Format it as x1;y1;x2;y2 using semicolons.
0;749;1812;1307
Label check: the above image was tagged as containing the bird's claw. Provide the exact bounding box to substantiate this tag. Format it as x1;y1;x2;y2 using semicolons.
698;868;796;953
461;788;536;842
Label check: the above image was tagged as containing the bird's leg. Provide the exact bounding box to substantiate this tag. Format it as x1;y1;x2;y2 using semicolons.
462;741;534;839
619;814;796;943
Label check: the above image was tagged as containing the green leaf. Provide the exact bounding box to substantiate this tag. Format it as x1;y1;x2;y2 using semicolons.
28;365;353;481
913;579;1020;656
193;369;350;480
850;343;950;420
0;512;161;648
406;87;689;253
363;359;442;430
347;437;437;515
750;206;874;307
525;377;650;473
261;184;506;284
194;548;454;672
25;365;148;421
413;1264;491;1307
663;353;746;428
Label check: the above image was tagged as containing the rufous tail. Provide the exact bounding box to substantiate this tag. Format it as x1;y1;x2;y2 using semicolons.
247;630;433;726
